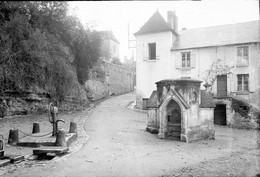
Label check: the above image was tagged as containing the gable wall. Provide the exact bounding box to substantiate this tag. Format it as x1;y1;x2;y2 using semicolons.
136;31;176;108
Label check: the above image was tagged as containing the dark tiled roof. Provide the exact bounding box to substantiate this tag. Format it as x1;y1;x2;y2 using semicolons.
134;11;178;36
147;90;158;108
200;90;216;108
172;20;260;50
100;31;119;44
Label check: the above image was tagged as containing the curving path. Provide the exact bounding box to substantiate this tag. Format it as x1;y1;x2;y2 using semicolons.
3;92;260;177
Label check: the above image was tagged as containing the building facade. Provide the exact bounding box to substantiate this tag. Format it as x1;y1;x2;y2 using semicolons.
135;10;260;133
100;31;120;60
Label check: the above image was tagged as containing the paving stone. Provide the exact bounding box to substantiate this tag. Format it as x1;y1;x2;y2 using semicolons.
0;159;10;167
65;133;77;147
33;146;69;155
4;154;24;163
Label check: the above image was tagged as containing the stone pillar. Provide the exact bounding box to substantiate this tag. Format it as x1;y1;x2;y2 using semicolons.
158;107;166;139
8;129;19;145
69;122;77;135
32;122;40;134
55;129;67;147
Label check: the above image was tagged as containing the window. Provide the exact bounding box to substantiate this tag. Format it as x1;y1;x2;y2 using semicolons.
237;46;249;65
181;52;191;68
148;43;156;60
237;74;249;92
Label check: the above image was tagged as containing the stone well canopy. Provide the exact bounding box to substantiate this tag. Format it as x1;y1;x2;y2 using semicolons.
146;78;215;142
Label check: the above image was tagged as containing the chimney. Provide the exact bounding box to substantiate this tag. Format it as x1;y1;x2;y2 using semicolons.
167;10;178;32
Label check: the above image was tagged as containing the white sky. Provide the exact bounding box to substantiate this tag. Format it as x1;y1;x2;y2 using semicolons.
68;0;259;62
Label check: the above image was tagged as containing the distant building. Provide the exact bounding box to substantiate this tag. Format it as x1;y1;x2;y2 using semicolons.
100;31;120;60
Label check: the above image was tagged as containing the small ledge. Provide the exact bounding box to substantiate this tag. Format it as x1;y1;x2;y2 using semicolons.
236;63;249;67
180;67;192;71
236;91;250;95
144;59;158;62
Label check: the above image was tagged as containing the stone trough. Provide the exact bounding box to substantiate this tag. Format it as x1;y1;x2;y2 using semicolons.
6;121;78;160
17;132;77;147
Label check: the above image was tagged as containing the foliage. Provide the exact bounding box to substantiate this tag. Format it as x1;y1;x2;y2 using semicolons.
0;1;102;100
202;59;234;90
111;57;122;65
73;29;102;84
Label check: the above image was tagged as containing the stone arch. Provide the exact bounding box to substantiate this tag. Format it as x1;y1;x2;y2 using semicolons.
158;93;186;139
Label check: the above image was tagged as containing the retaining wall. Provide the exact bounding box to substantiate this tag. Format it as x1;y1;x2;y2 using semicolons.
85;61;135;101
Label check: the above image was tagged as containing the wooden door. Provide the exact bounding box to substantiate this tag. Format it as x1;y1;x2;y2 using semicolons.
217;75;227;97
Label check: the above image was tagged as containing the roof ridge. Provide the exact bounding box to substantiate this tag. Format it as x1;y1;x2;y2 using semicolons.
134;10;174;36
179;20;259;32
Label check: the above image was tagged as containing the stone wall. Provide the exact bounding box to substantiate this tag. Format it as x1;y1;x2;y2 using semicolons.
230;98;259;129
213;97;260;129
105;62;134;96
0;60;134;117
85;61;135;102
0;85;88;117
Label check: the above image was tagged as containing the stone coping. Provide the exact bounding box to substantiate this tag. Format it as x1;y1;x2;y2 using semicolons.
156;78;202;85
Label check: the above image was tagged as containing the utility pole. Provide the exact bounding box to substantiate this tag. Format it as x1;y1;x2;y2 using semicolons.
128;22;136;49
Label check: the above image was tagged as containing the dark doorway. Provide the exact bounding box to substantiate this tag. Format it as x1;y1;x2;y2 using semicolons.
166;100;181;139
217;75;227;97
214;104;227;125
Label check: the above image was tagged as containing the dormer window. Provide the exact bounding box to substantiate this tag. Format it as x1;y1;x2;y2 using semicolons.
148;43;156;60
237;46;249;66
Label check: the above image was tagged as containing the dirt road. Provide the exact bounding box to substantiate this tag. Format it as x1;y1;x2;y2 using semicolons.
2;92;260;177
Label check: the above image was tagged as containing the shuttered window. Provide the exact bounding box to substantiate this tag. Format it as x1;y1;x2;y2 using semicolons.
181;52;191;68
176;51;196;69
148;43;156;60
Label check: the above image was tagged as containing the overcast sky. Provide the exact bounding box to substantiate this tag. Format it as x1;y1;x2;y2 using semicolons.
68;0;259;62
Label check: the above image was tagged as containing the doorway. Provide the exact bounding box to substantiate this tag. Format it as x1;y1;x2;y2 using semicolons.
166;100;181;139
214;104;227;125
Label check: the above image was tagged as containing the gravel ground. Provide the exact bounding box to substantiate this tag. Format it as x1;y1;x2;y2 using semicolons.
0;104;95;176
0;92;259;177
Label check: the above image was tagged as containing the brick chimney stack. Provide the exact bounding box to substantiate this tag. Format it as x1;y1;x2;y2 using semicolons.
167;10;178;32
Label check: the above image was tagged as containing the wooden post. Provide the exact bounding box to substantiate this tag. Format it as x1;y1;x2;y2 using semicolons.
55;129;66;147
32;122;40;134
8;129;19;145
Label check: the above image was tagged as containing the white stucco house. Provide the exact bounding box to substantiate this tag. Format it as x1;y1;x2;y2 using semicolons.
134;10;260;138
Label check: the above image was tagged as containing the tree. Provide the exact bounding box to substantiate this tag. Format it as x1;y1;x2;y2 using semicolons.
111;57;122;65
0;1;102;100
202;59;234;91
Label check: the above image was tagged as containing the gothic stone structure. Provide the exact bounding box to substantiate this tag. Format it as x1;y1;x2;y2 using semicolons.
146;79;215;142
